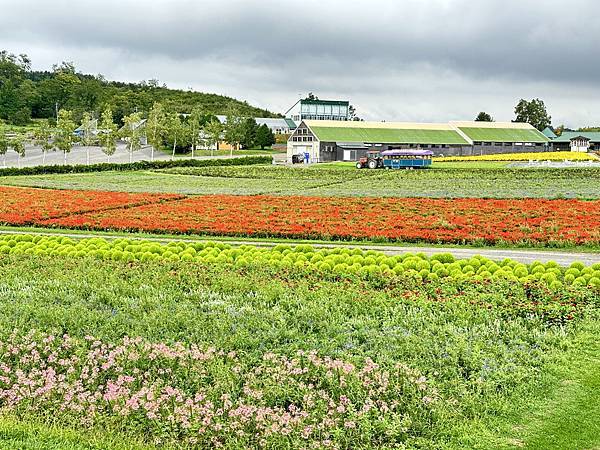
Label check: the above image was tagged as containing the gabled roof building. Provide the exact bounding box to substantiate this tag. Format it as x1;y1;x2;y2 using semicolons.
550;131;600;152
285;99;350;123
215;115;294;134
287;120;549;163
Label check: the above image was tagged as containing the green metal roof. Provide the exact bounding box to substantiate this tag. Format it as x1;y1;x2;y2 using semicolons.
552;131;600;143
542;127;557;139
301;99;350;106
458;127;549;143
284;118;297;129
309;126;469;145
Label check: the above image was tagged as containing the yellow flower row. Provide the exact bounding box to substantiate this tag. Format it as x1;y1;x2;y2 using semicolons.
436;151;599;162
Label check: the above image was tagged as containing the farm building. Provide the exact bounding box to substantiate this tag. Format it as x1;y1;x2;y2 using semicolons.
550;131;600;152
287;120;549;163
74;119;99;139
542;127;558;139
285;99;350;123
215;116;294;134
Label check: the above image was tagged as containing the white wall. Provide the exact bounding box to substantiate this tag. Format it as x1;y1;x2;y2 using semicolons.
286;141;320;163
570;139;590;152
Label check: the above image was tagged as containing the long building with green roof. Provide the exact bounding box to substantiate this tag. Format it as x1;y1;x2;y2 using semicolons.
287;120;550;163
550;131;600;152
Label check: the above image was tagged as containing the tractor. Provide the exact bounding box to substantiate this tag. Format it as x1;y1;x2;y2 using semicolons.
356;150;383;169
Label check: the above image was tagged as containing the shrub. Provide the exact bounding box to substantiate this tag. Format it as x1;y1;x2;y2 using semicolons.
0;156;272;177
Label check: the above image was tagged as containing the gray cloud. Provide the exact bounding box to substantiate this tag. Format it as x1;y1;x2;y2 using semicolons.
1;0;599;126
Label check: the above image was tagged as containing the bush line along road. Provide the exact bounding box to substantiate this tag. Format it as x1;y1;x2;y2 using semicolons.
0;156;598;449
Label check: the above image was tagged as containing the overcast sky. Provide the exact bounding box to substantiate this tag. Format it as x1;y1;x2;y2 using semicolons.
2;0;599;126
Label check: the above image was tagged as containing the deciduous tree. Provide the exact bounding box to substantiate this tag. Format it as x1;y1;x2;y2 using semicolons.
514;98;551;131
224;106;244;157
187;105;205;158
80;112;95;165
146;102;167;161
475;112;494;122
54;109;77;165
120;112;144;163
240;118;258;149
166;113;183;160
0;130;9;167
254;124;275;149
203;118;223;157
9;134;26;168
98;107;117;163
34;119;54;165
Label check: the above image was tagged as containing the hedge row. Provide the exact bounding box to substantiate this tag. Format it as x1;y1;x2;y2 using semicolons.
0;156;273;177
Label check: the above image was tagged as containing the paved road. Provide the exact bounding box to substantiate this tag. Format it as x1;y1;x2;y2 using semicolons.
0;229;597;266
0;143;274;168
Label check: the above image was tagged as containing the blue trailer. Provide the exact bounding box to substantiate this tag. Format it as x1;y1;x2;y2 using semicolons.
381;149;433;169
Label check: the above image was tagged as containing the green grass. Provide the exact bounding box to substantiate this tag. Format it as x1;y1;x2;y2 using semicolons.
0;254;597;447
504;321;600;449
0;170;331;195
2;165;600;199
0;416;154;450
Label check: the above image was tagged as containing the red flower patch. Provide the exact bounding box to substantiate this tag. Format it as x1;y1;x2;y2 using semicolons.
0;186;183;225
39;194;600;245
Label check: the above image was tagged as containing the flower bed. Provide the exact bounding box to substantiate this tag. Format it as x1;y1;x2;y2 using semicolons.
0;332;438;448
437;151;598;162
0;186;183;225
40;195;600;246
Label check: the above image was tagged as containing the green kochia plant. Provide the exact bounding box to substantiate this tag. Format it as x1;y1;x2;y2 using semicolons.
2;234;599;293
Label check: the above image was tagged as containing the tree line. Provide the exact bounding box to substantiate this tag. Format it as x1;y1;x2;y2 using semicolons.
0;102;276;167
0;50;277;126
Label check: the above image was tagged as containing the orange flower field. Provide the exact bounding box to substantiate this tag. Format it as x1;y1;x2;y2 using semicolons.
0;186;183;225
30;193;600;246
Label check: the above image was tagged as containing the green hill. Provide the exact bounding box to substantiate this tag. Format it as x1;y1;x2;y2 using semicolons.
0;51;278;125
